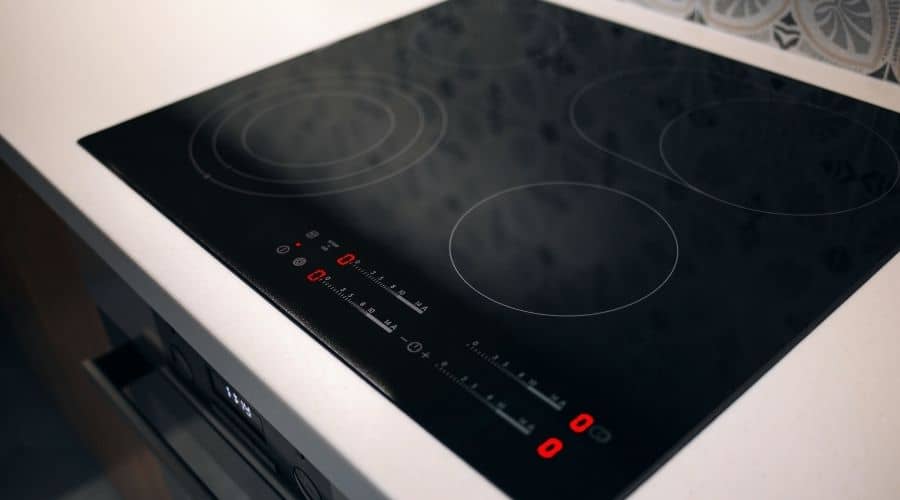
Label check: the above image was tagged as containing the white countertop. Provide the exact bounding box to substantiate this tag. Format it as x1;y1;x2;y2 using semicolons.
2;1;899;499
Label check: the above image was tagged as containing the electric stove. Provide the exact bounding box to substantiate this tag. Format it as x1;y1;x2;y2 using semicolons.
79;1;900;498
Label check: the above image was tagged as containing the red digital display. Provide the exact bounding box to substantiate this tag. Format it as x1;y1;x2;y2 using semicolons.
569;413;594;434
336;252;357;266
537;437;563;459
306;269;327;283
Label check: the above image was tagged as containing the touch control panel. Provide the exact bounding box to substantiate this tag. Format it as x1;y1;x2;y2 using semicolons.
273;228;613;461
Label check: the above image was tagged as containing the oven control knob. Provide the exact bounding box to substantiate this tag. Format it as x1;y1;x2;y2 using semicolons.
292;466;322;500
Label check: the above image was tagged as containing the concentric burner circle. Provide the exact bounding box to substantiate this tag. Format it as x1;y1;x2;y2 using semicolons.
189;74;447;197
449;182;679;317
239;91;397;168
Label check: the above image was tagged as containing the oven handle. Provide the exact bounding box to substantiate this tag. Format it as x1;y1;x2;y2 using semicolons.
83;341;298;500
83;342;216;499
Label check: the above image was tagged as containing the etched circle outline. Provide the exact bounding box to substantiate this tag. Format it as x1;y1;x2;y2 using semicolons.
448;181;680;317
658;98;900;216
569;67;777;182
211;83;423;185
239;90;397;168
188;74;448;197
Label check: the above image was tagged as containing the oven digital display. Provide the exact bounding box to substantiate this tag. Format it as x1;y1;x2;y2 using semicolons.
210;369;263;435
225;384;254;419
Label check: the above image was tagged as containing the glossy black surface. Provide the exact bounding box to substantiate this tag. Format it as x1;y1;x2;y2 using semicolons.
80;1;900;498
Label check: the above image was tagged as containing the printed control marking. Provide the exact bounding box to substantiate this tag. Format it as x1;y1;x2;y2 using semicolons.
352;261;427;314
435;362;534;436
321;280;396;333
468;342;565;412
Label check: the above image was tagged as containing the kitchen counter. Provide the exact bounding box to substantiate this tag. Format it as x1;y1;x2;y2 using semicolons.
1;1;899;498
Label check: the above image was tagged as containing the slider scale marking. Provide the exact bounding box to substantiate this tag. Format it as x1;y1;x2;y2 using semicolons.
320;275;535;435
435;362;534;436
468;342;565;412
351;260;427;314
321;279;396;333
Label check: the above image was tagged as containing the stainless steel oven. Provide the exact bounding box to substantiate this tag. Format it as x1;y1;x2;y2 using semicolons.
77;244;343;500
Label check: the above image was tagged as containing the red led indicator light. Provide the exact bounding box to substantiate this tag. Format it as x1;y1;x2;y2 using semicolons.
336;253;357;266
537;437;563;459
294;241;303;248
569;413;595;434
306;269;327;283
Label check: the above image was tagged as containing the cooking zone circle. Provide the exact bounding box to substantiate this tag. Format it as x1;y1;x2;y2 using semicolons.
189;74;447;197
659;99;900;216
240;91;397;168
449;182;679;317
569;68;775;181
410;3;566;69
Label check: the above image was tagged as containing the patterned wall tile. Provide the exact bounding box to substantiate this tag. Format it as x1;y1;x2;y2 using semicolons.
621;0;900;85
889;0;900;81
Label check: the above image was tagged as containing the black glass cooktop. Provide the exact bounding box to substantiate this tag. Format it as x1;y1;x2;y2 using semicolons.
80;1;900;498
